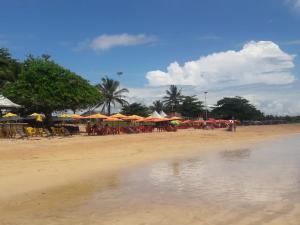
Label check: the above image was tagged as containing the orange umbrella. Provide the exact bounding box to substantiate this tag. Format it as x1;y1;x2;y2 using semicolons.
194;120;205;123
110;113;128;119
71;114;84;119
85;113;108;119
127;115;144;120
104;117;123;122
169;116;183;120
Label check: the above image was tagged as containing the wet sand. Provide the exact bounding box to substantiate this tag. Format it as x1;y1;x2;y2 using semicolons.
1;124;300;225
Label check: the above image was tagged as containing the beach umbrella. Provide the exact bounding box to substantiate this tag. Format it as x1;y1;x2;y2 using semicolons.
110;113;128;119
85;113;108;119
104;117;122;122
59;113;72;118
28;113;45;122
1;113;22;122
182;120;192;124
169;116;183;121
3;112;18;117
126;115;144;121
71;114;84;119
170;120;180;126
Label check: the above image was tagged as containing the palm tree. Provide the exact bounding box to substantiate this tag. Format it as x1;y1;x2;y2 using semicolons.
163;85;183;112
149;100;164;113
95;76;129;115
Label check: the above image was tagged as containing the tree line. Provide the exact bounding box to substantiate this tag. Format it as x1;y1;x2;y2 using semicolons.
1;48;298;122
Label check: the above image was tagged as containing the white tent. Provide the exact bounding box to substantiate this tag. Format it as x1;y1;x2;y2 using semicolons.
150;111;162;118
160;110;167;118
0;95;21;108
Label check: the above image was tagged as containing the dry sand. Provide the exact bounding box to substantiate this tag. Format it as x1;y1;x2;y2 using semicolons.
1;124;300;225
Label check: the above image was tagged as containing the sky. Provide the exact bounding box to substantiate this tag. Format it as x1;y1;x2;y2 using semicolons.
1;0;300;115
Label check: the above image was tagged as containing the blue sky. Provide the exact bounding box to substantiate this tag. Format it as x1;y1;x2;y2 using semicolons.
1;0;300;114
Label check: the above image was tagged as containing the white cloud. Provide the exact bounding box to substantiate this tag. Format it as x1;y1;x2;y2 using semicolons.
146;41;296;88
83;33;157;51
286;0;300;11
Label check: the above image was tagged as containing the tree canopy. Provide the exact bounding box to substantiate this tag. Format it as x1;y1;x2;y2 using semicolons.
180;96;205;118
0;48;21;91
211;96;264;120
121;102;150;117
3;56;101;115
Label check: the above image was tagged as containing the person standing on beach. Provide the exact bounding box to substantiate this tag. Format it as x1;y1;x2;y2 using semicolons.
232;117;236;132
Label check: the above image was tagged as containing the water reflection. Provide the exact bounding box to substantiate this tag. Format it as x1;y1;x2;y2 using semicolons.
83;135;300;217
220;148;251;161
115;134;300;205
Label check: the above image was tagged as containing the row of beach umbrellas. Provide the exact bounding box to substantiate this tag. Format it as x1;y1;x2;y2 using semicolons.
0;112;183;123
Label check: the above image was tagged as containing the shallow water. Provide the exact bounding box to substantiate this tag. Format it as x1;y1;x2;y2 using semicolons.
3;134;300;225
79;134;300;224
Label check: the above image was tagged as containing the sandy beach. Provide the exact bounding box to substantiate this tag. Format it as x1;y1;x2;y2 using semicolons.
1;124;300;225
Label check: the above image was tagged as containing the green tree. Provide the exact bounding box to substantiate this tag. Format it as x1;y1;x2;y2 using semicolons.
180;96;205;118
149;100;164;113
121;102;150;117
0;48;21;91
211;96;264;121
3;56;101;117
95;76;129;115
163;85;183;113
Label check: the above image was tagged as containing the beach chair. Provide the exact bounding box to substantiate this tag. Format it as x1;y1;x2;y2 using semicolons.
43;128;53;138
25;127;37;137
16;127;29;139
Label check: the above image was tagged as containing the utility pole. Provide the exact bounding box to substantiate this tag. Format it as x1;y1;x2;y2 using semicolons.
204;91;208;120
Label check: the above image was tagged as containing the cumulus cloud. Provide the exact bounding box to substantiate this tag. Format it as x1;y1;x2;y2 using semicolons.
146;41;296;88
75;33;157;51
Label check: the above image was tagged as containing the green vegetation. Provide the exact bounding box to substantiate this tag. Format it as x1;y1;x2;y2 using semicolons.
121;102;150;117
2;54;101;118
163;85;184;113
0;48;21;91
180;95;205;118
149;100;164;113
211;96;264;120
95;76;129;115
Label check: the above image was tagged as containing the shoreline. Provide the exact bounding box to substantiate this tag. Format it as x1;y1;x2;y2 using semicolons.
1;124;300;203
